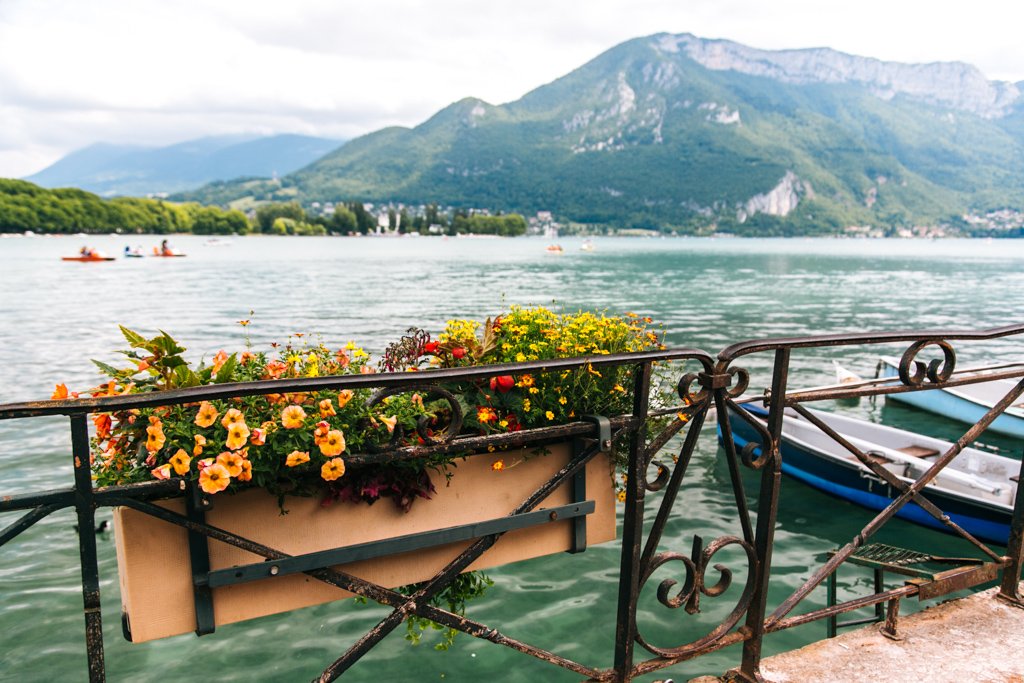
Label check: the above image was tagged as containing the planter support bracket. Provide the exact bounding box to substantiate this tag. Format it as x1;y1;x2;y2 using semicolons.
571;415;611;554
185;483;216;636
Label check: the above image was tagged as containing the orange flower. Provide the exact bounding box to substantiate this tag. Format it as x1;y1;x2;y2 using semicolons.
336;389;354;408
199;463;231;494
285;450;310;467
225;420;250;450
313;420;330;445
221;407;243;429
237;459;252;482
491;460;505;471
93;413;112;440
169;448;192;475
319;398;336;417
281;405;307;429
477;407;497;424
216;451;244;477
321;457;346;481
146;419;166;453
151;464;172;480
319;430;346;457
263;360;287;379
212;350;229;373
240;351;256;365
193;434;207;456
51;383;77;400
195;402;218;428
249;427;266;446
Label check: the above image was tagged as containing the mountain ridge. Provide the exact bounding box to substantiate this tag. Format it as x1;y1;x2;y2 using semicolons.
176;33;1024;234
25;133;344;197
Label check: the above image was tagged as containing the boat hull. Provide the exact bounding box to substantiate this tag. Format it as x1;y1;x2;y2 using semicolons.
722;405;1013;544
880;358;1024;439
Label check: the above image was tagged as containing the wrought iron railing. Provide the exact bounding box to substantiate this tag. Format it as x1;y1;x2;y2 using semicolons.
1;325;1023;682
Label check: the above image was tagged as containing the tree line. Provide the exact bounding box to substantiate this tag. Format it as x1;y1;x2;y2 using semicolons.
0;179;527;237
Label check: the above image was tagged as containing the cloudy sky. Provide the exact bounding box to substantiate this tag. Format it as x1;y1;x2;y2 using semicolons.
2;0;1023;178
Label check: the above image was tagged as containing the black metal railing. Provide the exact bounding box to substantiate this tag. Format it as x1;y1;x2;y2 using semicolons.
1;325;1023;682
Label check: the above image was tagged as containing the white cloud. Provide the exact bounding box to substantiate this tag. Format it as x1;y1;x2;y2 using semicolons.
2;0;1023;177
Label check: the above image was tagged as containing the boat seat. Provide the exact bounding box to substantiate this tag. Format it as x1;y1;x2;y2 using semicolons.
897;445;940;459
863;450;894;465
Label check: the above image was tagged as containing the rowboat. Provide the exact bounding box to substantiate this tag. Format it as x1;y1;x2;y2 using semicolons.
878;356;1024;439
722;403;1020;544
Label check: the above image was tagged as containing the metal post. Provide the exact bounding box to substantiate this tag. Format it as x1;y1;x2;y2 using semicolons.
737;349;789;682
998;452;1024;605
612;362;653;682
71;414;105;682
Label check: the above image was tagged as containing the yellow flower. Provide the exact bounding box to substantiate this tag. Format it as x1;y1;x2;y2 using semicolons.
558;396;568;405
617;490;627;502
523;399;531;412
491;460;505;471
529;387;539;394
216;451;244;477
321;457;346;481
281;404;307;429
319;430;346;457
545;411;555;420
221;408;243;429
199;463;231;494
225;420;251;450
193;434;207;456
319;398;336;417
169;448;192;475
195;401;218;428
286;450;310;467
379;415;397;434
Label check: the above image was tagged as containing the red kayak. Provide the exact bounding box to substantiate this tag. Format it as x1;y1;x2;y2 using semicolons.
62;255;115;262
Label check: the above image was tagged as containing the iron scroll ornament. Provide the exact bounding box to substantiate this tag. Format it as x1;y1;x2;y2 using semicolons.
359;384;464;452
897;339;956;386
634;534;758;658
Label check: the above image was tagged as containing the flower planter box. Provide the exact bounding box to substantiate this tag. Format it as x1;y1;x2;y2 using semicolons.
114;443;616;643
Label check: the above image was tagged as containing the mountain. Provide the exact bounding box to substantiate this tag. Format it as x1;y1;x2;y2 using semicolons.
177;34;1024;234
25;134;344;197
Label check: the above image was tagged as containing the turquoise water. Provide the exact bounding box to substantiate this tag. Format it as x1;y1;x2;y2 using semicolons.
1;234;1023;682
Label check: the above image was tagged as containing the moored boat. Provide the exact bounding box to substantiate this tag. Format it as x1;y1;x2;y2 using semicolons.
722;403;1019;544
878;356;1024;439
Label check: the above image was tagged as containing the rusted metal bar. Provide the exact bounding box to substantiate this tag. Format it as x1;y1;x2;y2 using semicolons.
610;362;653;682
769;583;920;632
71;414;105;683
318;435;611;680
737;348;789;682
0;349;708;420
717;324;1024;363
880;596;902;640
766;376;1024;629
789;403;1001;561
999;451;1024;606
0;503;64;547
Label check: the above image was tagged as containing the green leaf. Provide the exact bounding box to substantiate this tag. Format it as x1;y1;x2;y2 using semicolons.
154;330;186;357
214;353;238;384
119;325;147;348
92;359;122;378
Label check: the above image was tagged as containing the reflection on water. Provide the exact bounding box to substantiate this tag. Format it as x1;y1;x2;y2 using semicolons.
1;234;1023;680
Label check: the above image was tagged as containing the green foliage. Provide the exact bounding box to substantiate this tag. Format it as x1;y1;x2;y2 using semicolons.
0;179;247;234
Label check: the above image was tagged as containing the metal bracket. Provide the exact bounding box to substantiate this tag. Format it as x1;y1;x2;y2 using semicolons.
185;482;216;636
567;415;611;554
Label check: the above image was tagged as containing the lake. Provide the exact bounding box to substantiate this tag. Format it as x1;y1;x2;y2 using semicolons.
1;233;1023;681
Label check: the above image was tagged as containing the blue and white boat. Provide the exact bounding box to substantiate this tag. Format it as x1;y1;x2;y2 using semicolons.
878;356;1024;439
722;404;1019;544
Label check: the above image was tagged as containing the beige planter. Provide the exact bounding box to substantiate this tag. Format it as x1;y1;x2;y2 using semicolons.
114;444;617;643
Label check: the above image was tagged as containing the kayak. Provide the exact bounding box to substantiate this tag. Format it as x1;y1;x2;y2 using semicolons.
62;255;115;262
